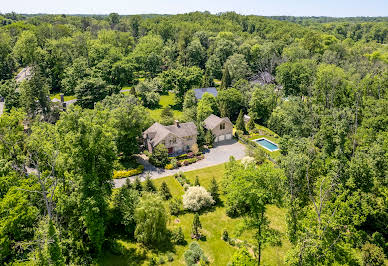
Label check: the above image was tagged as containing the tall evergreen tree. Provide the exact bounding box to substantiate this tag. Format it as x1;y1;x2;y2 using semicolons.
160;181;172;200
192;213;202;239
134;176;143;192
246;117;255;131
220;65;231;89
194;176;200;186
144;175;157;192
235;110;246;133
209;177;220;203
46;220;65;266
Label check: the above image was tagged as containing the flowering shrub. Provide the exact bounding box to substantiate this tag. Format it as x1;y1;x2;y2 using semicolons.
183;186;215;212
241;156;256;168
113;165;144;179
165;164;174;170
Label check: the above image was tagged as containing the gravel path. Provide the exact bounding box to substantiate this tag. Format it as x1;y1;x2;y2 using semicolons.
113;139;246;188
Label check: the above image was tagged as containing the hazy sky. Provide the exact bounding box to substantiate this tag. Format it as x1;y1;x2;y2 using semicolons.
1;0;387;17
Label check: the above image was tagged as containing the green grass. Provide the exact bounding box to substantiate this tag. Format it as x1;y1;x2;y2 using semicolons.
50;93;77;101
100;164;290;265
147;92;183;121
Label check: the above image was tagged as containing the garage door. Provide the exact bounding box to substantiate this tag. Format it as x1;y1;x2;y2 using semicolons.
226;134;232;140
218;135;225;141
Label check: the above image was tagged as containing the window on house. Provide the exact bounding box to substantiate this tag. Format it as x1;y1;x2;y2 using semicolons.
220;123;225;130
172;137;177;143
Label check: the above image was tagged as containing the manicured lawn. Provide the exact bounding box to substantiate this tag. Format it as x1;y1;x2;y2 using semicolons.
100;163;290;265
50;93;77;101
147;92;183;121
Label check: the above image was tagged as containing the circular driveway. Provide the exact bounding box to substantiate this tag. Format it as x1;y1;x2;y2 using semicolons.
113;139;246;188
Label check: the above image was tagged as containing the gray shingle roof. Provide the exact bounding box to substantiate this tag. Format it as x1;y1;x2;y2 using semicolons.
0;102;4;117
194;87;218;99
165;122;197;138
143;121;197;147
203;114;232;130
15;66;32;83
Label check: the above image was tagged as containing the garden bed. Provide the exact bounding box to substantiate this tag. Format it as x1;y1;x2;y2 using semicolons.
165;152;204;170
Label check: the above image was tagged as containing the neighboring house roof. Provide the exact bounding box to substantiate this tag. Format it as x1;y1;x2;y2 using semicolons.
194;87;218;100
15;66;32;83
244;114;251;123
143;121;198;147
65;99;78;105
203;114;233;130
51;98;78;106
0;102;4;117
51;98;61;103
249;71;275;86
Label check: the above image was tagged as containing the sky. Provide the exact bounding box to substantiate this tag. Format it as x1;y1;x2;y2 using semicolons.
1;0;387;17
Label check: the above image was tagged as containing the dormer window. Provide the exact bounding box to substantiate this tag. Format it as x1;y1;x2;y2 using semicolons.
220;123;225;130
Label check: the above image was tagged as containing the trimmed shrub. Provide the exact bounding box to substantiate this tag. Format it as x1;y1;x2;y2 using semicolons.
169;197;182;216
164;164;174;170
183;186;215;212
113;165;144;179
228;238;236;246
167;252;174;262
170;158;179;168
222;229;229;241
158;256;165;264
184;242;208;266
171;227;186;245
177;153;188;160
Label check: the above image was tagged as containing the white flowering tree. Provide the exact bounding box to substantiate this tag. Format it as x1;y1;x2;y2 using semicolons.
183;186;215;211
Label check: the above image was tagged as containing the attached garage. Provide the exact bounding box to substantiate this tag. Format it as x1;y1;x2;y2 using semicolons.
226;133;232;140
218;134;225;141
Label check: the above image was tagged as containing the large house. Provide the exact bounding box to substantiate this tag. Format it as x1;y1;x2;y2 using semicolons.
203;114;233;143
143;114;233;154
143;120;198;154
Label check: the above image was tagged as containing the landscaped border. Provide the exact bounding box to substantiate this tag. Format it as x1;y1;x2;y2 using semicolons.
252;137;280;152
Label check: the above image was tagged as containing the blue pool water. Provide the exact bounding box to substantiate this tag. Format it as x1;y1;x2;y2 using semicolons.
254;138;279;151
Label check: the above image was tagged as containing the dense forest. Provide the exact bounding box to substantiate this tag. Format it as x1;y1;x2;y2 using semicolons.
0;11;387;265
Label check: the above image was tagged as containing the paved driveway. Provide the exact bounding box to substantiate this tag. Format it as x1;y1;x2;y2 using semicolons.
113;139;246;188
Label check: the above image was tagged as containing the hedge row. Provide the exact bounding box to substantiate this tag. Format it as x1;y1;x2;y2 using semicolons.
169;152;203;161
113;165;145;179
164;155;205;170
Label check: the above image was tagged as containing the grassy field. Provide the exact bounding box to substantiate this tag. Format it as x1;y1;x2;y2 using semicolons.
50;93;77;101
99;163;290;266
147;92;183;121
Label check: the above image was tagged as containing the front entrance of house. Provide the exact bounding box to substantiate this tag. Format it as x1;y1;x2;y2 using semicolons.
168;147;174;154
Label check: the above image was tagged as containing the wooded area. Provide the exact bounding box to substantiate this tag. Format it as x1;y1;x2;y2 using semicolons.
0;11;387;265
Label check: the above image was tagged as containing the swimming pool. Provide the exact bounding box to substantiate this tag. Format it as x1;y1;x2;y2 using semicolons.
253;138;279;152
